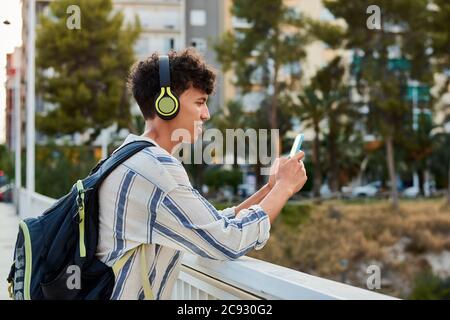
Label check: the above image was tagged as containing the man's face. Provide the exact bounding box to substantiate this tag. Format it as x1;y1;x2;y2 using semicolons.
170;86;210;143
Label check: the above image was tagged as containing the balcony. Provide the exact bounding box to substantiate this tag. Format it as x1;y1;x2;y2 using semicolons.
15;188;396;300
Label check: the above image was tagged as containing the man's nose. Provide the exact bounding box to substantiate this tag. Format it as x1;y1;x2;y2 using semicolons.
201;105;210;121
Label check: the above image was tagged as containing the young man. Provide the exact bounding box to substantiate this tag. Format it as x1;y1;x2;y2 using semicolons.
96;48;307;300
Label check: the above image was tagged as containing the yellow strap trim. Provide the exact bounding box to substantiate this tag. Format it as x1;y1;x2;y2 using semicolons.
112;247;136;277
8;281;14;300
140;246;154;300
76;180;86;258
112;245;154;300
19;221;32;300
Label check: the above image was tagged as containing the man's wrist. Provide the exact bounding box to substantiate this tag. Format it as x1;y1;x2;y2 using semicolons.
272;182;294;199
262;183;272;194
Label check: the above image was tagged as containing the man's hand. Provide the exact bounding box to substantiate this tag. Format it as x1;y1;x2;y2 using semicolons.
260;151;307;223
268;157;287;189
275;152;307;197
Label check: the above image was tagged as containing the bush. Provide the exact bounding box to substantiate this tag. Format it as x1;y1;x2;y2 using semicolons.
409;271;450;300
279;203;311;228
213;202;312;229
0;144;14;184
35;144;99;198
203;167;242;193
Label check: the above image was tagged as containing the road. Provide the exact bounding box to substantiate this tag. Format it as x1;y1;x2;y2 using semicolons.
0;203;18;300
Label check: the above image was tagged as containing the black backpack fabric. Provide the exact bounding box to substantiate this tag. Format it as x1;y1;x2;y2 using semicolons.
7;140;154;300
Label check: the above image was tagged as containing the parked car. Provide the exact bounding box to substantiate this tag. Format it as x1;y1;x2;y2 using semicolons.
403;186;420;198
237;183;255;199
0;183;13;202
351;181;381;198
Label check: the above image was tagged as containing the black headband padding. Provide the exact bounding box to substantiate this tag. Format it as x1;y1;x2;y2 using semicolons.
159;55;170;88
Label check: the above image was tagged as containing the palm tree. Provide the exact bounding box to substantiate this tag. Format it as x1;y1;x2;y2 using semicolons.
295;88;326;198
293;57;352;197
211;100;249;169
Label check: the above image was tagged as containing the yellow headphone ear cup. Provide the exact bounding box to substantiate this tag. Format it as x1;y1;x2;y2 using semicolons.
155;87;179;119
158;97;176;114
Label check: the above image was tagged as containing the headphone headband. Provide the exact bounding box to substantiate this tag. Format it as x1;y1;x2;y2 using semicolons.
159;55;171;88
155;54;179;120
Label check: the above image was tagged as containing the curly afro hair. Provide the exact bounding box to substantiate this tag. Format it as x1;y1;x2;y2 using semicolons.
128;47;217;120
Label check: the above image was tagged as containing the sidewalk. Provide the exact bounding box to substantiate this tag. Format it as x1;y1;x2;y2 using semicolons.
0;203;19;300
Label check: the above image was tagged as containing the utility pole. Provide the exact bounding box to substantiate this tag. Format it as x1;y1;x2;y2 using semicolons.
14;58;21;214
26;0;36;196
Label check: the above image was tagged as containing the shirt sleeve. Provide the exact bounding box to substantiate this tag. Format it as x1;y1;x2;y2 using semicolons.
153;185;270;261
218;206;236;219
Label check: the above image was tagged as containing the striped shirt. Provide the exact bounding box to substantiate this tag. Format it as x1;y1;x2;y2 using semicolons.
96;134;271;300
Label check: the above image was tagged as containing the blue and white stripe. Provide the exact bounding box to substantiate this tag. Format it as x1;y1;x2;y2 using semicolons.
107;170;137;263
97;134;271;300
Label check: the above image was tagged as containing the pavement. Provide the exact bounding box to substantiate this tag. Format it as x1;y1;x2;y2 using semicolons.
0;202;19;300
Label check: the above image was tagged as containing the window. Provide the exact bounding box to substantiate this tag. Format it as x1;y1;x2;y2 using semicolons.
231;16;253;28
137;9;179;29
190;38;207;53
164;38;175;51
134;38;149;56
190;10;206;26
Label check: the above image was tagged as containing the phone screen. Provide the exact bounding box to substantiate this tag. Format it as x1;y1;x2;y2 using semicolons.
289;134;304;158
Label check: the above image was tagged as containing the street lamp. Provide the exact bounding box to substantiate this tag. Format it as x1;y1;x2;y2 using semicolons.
26;0;36;196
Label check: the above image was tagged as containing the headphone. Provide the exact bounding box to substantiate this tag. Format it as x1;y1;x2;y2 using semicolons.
154;55;180;120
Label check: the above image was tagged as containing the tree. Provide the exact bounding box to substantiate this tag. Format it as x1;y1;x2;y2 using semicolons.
324;0;432;210
36;0;140;143
214;0;310;154
211;99;293;189
429;0;450;89
313;57;356;193
211;100;249;170
291;57;355;197
293;88;324;198
429;0;450;206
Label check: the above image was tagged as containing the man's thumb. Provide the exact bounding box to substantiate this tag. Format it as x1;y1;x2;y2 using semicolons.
291;151;305;161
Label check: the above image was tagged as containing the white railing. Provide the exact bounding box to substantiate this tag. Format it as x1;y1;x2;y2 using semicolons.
17;188;397;300
17;187;57;219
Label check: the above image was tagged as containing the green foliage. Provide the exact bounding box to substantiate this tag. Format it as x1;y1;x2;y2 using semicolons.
214;0;310;130
409;271;450;300
429;0;450;70
36;0;141;142
322;0;435;207
203;167;242;193
35;144;98;198
287;56;360;193
430;133;450;189
212;202;311;229
279;203;311;228
0;145;14;182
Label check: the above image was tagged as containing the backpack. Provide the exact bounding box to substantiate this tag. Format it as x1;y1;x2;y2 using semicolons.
7;140;155;300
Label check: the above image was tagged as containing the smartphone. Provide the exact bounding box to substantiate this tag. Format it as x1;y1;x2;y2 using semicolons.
289;133;304;158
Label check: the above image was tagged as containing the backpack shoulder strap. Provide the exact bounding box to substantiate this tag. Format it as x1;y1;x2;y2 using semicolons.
87;140;155;186
103;140;154;172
